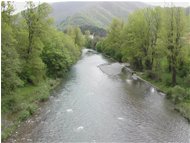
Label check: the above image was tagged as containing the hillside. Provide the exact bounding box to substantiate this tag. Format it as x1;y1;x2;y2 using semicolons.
50;2;150;29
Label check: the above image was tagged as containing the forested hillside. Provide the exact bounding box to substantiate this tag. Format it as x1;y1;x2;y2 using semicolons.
96;7;190;120
50;2;149;29
1;2;85;140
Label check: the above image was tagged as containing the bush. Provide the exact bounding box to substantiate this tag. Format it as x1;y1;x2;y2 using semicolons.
19;110;30;121
27;104;38;115
170;86;187;103
184;74;190;86
175;102;190;121
145;70;161;81
42;51;69;78
96;41;103;52
114;52;123;62
162;74;172;86
2;95;18;113
37;89;50;102
185;88;190;100
166;88;172;99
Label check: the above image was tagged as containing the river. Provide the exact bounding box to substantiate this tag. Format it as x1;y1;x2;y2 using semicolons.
8;49;190;142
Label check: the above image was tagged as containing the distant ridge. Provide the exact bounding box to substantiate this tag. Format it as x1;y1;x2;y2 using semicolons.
49;2;150;29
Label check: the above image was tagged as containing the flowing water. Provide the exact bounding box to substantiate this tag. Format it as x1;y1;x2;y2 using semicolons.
8;49;190;142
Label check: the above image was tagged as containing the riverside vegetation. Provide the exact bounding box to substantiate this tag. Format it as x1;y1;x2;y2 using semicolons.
93;7;190;120
1;2;85;140
2;1;190;141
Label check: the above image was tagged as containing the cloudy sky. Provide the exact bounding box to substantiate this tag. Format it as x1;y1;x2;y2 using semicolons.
13;0;190;13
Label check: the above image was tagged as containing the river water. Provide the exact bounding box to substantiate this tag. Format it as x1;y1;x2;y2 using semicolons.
9;49;190;142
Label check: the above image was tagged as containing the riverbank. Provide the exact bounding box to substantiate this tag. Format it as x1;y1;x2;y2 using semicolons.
139;73;190;122
123;66;190;122
2;49;189;142
98;50;190;122
1;78;61;141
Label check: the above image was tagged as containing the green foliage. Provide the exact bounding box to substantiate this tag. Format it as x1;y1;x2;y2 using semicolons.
175;101;190;121
55;2;148;30
19;2;52;85
80;25;107;37
1;2;85;140
97;19;124;61
97;6;190;120
1;1;84;94
169;86;187;103
66;26;85;47
2;95;17;113
96;41;104;52
184;74;190;86
19;110;30;121
27;103;38;115
41;27;81;78
161;7;187;85
98;6;190;83
1;2;23;95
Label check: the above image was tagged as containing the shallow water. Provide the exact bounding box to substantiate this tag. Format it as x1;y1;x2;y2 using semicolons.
9;49;190;142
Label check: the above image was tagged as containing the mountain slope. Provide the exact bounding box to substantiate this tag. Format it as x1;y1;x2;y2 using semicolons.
50;2;150;29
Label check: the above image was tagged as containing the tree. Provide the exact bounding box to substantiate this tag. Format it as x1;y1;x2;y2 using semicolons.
66;26;85;48
121;11;146;70
1;1;23;95
42;27;80;78
102;19;124;61
21;2;52;84
143;8;161;70
163;7;186;85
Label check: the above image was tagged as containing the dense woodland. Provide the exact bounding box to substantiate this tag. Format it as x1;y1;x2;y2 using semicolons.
95;7;190;119
1;2;85;139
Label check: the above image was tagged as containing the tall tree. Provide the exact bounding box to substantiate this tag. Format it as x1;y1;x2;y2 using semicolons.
163;7;186;85
21;2;51;84
143;8;161;70
103;19;124;61
66;26;85;48
121;11;146;70
1;1;23;95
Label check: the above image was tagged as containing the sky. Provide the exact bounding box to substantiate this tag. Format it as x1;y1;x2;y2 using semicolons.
12;0;190;13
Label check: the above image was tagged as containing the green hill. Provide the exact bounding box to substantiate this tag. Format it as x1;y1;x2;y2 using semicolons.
50;2;149;29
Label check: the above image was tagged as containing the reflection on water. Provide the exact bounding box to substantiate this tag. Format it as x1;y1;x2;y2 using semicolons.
12;49;190;143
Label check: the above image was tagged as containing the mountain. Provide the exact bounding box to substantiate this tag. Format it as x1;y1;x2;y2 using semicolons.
186;6;190;15
49;2;150;29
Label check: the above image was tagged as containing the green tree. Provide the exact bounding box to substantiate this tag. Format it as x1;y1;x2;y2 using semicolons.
103;19;124;61
1;1;23;95
66;26;85;48
163;7;186;85
120;11;146;70
42;27;80;78
21;2;52;84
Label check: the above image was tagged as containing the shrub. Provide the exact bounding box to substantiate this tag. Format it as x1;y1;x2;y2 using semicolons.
38;90;49;102
2;95;17;113
27;104;38;115
184;74;190;86
145;70;161;81
19;110;30;121
170;86;186;103
162;74;172;86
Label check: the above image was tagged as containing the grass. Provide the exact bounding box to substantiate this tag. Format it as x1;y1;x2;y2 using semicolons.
1;78;61;141
139;72;170;93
